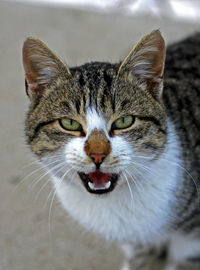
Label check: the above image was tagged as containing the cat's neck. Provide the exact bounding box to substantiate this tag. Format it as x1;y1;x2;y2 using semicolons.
53;120;182;245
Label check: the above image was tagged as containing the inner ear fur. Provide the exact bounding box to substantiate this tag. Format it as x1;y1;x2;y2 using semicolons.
118;30;166;100
23;37;72;99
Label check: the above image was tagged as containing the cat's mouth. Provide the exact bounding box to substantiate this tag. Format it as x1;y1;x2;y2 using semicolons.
78;171;118;194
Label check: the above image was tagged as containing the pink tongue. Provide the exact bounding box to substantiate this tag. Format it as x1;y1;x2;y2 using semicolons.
88;171;110;187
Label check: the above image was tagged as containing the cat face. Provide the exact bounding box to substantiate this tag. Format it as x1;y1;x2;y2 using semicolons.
23;30;167;195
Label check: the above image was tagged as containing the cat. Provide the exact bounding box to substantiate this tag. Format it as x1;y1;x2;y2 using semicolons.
22;30;200;270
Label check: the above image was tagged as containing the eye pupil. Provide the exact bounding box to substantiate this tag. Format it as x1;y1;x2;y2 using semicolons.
112;116;135;131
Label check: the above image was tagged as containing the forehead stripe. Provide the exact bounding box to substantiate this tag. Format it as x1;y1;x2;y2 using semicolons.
75;99;81;114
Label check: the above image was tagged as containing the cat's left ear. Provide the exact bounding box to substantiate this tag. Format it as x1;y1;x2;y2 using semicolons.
118;30;166;101
23;37;72;100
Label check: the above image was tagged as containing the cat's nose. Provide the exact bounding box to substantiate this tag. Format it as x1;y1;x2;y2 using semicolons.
84;129;111;169
90;153;106;167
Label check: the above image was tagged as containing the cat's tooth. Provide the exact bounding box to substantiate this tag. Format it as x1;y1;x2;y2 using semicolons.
105;181;111;189
88;181;111;190
88;181;95;190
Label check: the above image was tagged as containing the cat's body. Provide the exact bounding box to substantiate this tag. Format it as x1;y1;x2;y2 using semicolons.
163;35;200;234
23;31;200;269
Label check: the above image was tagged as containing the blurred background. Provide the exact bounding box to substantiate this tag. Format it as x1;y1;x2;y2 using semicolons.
0;1;200;269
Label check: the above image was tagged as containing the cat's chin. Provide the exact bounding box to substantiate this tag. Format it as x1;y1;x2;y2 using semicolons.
78;171;118;195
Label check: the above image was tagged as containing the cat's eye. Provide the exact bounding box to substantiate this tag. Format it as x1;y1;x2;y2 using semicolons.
112;116;135;130
59;118;83;131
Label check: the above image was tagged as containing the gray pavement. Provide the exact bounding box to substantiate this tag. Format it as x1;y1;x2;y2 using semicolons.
0;1;199;269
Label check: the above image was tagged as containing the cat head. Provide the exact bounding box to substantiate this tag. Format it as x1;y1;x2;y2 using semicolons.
23;30;167;195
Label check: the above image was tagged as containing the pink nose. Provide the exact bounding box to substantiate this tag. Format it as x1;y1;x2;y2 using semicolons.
90;154;106;165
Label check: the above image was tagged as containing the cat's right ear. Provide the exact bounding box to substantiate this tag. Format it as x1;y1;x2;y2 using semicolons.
22;38;72;100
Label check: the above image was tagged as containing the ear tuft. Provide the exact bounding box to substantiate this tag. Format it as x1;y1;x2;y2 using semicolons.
22;37;71;100
118;30;166;99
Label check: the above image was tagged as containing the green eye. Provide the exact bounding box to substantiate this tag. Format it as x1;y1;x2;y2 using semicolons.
59;118;82;131
112;116;135;130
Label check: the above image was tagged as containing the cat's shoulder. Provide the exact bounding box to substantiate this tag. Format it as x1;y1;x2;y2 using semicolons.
165;33;200;79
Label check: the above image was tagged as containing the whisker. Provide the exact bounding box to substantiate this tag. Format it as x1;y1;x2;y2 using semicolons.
30;161;66;190
21;153;65;170
152;157;200;205
131;162;160;180
11;165;46;195
124;154;199;205
125;169;144;194
21;159;40;170
34;162;68;202
48;166;74;234
123;172;134;209
48;188;57;235
126;170;147;205
44;166;74;210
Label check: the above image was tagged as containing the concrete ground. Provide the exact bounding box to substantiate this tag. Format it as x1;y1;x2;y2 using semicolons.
0;1;200;269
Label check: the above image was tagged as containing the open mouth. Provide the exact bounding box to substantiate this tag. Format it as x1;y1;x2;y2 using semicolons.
78;171;118;194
